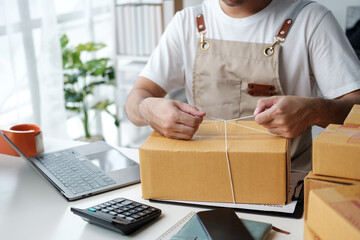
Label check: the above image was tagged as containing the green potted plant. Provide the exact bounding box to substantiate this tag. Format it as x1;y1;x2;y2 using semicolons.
60;34;119;141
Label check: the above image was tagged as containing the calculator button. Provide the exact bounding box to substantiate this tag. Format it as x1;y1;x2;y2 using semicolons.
131;214;141;219
140;205;149;209
93;206;101;210
109;211;117;216
114;198;125;203
143;210;152;214
88;208;97;212
99;204;106;208
135;207;143;211
132;203;141;207
124;212;132;216
125;217;135;222
138;212;147;217
129;209;137;214
106;207;114;211
111;205;119;209
122;207;130;211
121;200;133;206
104;203;111;206
101;209;110;213
117;214;125;218
115;209;124;214
109;201;116;204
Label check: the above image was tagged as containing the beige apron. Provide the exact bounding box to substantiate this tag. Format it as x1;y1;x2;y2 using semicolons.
192;2;313;171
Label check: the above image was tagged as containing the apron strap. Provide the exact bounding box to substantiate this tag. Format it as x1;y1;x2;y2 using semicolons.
276;0;314;40
194;5;210;51
264;0;314;57
195;5;206;32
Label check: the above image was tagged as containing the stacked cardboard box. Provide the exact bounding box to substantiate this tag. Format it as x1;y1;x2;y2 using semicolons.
306;185;360;240
303;221;320;240
304;105;360;238
139;121;290;205
311;104;360;180
304;171;360;218
312;124;360;180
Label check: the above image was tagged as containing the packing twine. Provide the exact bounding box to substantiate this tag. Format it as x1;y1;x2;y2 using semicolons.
203;115;279;204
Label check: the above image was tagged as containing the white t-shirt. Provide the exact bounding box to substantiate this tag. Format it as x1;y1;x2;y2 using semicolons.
140;0;360;104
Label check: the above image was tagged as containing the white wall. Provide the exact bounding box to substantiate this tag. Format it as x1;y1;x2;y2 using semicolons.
315;0;360;30
183;0;203;8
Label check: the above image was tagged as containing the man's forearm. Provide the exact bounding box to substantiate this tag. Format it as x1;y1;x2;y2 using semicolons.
312;90;360;128
125;88;152;126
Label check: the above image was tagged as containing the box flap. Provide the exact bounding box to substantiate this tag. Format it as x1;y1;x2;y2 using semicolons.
141;121;288;153
344;104;360;127
306;171;360;185
314;124;360;145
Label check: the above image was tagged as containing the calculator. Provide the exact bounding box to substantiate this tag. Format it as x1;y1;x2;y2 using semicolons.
71;198;162;235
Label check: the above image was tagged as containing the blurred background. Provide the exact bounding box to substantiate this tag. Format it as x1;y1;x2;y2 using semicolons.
0;0;359;148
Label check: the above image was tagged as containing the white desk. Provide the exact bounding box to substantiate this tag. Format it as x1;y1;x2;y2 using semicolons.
0;138;304;240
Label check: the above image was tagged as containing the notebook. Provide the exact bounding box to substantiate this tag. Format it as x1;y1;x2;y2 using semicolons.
0;130;140;201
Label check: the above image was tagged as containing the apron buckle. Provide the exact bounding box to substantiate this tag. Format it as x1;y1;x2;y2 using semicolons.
200;31;210;51
263;36;284;57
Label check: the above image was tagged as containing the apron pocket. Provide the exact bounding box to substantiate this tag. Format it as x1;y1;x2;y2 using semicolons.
193;75;241;119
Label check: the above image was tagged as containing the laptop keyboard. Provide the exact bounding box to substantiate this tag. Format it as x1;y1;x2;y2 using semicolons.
37;149;116;195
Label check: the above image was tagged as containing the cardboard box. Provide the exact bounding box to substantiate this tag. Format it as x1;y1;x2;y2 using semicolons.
307;185;360;240
303;221;321;240
139;121;290;205
344;104;360;127
304;171;360;219
312;124;360;180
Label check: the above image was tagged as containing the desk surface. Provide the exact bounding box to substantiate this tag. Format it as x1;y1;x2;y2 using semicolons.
0;138;304;240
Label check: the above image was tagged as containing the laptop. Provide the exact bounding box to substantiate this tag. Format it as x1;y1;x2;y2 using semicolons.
0;130;140;201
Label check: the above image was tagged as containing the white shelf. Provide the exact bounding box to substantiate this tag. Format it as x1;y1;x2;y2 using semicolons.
112;0;182;146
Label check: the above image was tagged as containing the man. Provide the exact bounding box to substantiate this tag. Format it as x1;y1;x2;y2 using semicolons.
125;0;360;170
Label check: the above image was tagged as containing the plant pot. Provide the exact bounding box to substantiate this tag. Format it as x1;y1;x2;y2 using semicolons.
76;135;105;143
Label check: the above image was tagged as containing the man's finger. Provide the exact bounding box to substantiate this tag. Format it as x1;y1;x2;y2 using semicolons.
255;107;274;125
159;124;198;140
173;122;199;135
170;131;195;140
176;101;206;117
177;110;203;127
253;97;278;116
266;127;284;137
260;121;278;129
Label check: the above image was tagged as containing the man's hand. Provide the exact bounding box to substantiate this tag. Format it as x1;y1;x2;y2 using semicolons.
253;96;316;138
139;98;205;140
126;77;205;140
254;91;360;139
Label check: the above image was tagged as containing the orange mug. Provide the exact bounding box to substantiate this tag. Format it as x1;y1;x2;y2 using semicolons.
0;124;44;157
